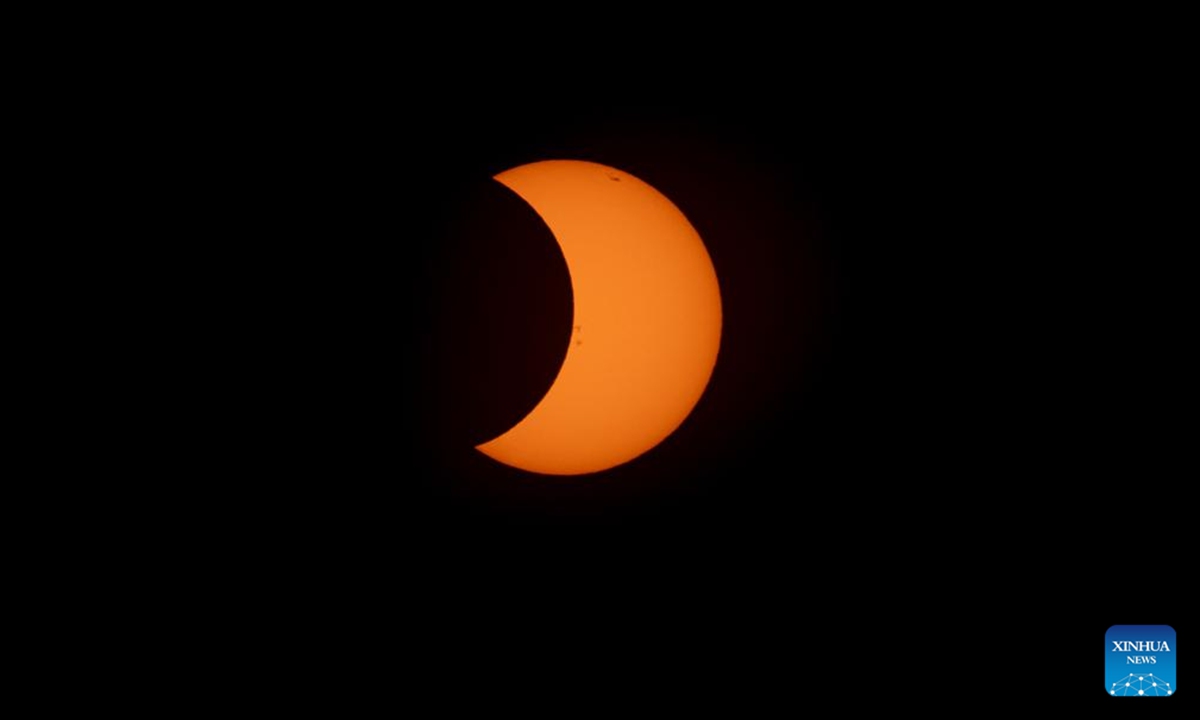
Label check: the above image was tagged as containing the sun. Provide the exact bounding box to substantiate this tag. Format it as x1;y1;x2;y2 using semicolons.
476;160;722;475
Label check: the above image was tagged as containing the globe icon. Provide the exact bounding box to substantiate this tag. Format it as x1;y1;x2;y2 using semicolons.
1109;673;1172;696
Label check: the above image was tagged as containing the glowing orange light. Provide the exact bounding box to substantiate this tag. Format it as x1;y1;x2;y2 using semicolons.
476;160;722;475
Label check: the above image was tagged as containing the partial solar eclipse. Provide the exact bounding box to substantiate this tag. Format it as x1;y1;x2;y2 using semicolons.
476;160;722;475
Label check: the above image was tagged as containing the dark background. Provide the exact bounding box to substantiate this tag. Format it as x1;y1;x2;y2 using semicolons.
109;34;1187;708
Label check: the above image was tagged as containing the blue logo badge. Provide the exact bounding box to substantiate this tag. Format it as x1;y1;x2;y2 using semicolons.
1106;625;1175;697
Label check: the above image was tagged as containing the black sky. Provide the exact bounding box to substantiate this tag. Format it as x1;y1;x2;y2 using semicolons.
149;52;1189;708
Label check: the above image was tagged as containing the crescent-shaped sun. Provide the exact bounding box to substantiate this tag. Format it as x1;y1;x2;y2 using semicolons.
475;160;722;476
